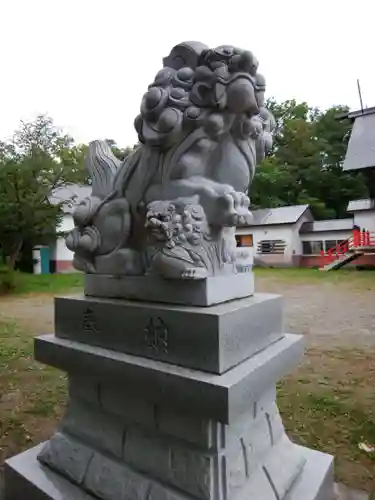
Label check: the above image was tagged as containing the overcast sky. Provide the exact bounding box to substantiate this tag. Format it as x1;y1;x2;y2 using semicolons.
1;0;374;147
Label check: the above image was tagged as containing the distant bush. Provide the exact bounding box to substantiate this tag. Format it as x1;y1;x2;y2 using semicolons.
0;265;16;294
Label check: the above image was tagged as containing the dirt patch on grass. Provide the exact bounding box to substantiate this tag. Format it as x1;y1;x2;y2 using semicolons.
0;295;54;335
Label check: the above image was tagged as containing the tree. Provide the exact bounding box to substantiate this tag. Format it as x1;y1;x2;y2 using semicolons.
312;106;368;217
251;99;368;219
105;139;139;161
0;115;86;267
58;143;90;185
251;156;296;208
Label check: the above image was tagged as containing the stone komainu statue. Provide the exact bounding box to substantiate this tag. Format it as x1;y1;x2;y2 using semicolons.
66;42;275;279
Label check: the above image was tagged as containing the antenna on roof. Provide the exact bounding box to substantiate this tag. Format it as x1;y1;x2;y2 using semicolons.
357;79;364;114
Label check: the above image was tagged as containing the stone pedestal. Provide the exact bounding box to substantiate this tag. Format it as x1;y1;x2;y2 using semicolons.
84;273;255;307
4;294;335;500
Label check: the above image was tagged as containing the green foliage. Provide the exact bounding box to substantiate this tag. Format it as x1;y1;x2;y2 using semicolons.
0;117;68;266
0;116;90;267
251;99;368;219
0;158;62;265
0;265;16;294
105;139;139;161
14;272;83;294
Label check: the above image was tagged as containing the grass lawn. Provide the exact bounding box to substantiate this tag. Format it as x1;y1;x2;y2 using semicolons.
2;267;374;296
11;272;84;295
2;267;374;294
279;348;375;492
255;266;375;286
0;270;374;494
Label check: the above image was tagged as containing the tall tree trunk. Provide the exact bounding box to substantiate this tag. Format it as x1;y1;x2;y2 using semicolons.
6;238;23;270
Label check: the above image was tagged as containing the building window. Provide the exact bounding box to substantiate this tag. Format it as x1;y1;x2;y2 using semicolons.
302;241;323;255
324;240;348;252
324;240;338;252
257;240;286;254
337;239;347;247
236;235;253;247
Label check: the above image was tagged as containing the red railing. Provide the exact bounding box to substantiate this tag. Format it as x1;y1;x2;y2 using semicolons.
320;230;375;267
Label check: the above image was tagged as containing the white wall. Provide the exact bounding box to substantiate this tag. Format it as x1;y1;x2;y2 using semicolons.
300;230;351;243
55;214;74;262
353;210;375;232
236;224;296;265
236;213;313;260
257;225;294;258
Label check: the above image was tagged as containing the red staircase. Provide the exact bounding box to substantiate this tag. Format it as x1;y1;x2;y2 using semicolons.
320;230;375;270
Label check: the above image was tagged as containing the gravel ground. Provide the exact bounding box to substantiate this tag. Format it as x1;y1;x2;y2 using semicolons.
255;277;375;348
0;275;374;349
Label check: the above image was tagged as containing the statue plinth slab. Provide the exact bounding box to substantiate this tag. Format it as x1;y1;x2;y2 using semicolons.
4;440;333;500
54;293;283;374
4;443;97;500
34;332;302;423
84;272;254;307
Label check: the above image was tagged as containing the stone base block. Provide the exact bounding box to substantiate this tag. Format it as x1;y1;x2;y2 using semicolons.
285;446;335;500
5;394;306;500
3;443;97;500
54;293;284;374
34;333;303;423
84;272;254;307
4;436;334;500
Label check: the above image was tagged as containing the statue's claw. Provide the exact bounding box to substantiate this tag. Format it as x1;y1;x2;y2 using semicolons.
216;191;253;227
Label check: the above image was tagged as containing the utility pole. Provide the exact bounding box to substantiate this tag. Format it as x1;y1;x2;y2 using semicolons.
357;79;364;113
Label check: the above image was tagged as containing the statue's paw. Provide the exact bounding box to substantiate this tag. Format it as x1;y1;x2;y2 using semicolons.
181;267;208;280
217;191;252;226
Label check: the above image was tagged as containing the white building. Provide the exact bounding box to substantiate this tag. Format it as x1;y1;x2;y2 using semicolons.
236;201;375;268
298;218;354;267
347;199;375;232
235;205;313;266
